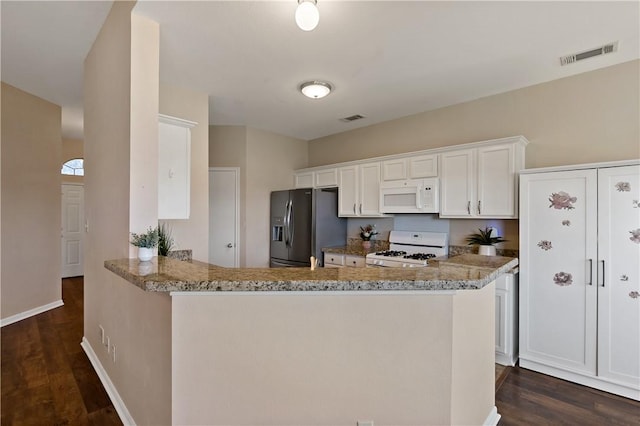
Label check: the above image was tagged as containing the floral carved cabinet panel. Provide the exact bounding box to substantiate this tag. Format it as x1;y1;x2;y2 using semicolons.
597;165;640;387
520;163;640;400
520;169;598;376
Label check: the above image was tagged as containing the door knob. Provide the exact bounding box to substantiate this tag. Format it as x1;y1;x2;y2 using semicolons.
227;243;233;248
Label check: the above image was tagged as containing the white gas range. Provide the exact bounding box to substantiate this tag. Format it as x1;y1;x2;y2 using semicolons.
365;231;449;268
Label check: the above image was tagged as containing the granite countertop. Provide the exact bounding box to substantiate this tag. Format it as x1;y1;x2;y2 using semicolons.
322;246;374;257
104;254;518;293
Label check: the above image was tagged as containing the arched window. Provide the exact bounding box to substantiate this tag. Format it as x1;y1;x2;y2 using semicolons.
61;158;84;176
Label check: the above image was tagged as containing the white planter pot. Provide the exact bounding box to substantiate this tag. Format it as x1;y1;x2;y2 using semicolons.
478;245;497;256
138;247;154;262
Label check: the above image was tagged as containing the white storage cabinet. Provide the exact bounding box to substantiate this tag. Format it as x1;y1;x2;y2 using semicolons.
519;162;640;400
338;162;385;217
495;272;519;366
158;114;197;219
294;168;338;189
440;138;527;218
382;154;438;181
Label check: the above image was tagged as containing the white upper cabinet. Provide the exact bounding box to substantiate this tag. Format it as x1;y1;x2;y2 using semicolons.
338;163;385;217
382;154;438;181
294;168;338;188
294;171;314;188
158;114;197;220
440;139;526;218
314;168;338;188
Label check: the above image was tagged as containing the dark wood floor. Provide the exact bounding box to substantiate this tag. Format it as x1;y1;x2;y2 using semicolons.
1;277;121;425
2;278;639;425
496;366;640;425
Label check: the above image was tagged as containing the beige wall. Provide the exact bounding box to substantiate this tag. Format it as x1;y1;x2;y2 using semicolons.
209;125;247;265
308;60;639;249
171;287;494;425
62;138;84;184
308;60;640;169
209;126;307;267
1;83;62;320
160;84;209;262
245;128;308;266
84;3;171;425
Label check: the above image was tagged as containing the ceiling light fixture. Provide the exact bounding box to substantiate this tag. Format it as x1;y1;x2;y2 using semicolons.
295;0;319;31
300;81;332;99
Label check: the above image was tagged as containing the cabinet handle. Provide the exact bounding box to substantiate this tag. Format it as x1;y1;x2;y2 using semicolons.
587;259;593;285
359;203;362;214
600;260;605;287
477;200;481;215
467;201;471;215
353;203;356;214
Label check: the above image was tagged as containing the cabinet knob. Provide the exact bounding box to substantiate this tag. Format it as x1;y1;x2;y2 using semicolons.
227;243;233;248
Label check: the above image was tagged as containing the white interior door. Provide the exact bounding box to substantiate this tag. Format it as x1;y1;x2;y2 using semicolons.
61;184;84;277
209;168;239;267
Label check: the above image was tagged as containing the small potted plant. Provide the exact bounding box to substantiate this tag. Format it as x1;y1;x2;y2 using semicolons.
360;224;379;250
465;227;506;256
157;223;175;257
130;226;159;261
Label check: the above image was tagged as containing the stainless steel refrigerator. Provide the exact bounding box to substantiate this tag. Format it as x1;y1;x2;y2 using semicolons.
270;188;347;267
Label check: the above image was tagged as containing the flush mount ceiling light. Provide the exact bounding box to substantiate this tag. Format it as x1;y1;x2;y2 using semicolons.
295;0;319;31
300;80;332;99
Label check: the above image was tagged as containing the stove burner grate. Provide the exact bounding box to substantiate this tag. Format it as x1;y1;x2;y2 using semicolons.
403;253;437;260
374;250;407;257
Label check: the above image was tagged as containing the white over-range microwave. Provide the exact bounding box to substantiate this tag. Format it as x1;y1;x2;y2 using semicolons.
379;178;439;213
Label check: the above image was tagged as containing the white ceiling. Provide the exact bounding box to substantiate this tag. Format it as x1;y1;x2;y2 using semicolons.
2;1;639;141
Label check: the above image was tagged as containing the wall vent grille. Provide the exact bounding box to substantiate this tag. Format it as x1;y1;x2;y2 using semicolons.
340;114;365;122
560;41;618;66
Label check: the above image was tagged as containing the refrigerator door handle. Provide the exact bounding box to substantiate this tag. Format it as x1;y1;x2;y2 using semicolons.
284;200;291;247
289;200;295;247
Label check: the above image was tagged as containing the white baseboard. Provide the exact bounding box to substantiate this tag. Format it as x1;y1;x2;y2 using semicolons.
1;300;64;327
483;406;501;426
81;337;136;425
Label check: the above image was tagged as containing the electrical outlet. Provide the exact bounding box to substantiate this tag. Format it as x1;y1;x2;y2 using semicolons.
112;345;116;363
489;227;498;238
99;325;105;345
357;422;374;426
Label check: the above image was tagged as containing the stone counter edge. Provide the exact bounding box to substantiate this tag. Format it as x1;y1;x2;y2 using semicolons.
104;256;518;293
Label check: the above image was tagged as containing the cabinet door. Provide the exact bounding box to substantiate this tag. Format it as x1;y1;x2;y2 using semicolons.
295;172;314;188
440;150;475;217
597;165;640;386
495;285;508;358
359;163;383;216
477;144;516;217
382;159;408;181
519;169;598;375
315;168;338;188
338;166;358;217
159;121;191;219
409;154;438;178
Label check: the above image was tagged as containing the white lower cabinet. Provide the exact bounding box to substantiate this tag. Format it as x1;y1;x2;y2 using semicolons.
519;163;640;400
323;253;365;268
495;272;518;366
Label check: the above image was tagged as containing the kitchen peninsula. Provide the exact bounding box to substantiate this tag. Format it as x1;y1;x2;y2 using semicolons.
105;255;517;425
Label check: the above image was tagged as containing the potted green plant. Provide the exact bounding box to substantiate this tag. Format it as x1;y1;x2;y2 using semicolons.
465;227;506;256
360;224;379;250
130;226;159;261
157;223;175;256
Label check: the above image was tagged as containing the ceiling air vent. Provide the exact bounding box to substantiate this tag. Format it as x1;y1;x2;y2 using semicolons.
560;41;618;66
340;114;365;123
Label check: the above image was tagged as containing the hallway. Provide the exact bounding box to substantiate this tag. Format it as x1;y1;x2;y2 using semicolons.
1;277;121;425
